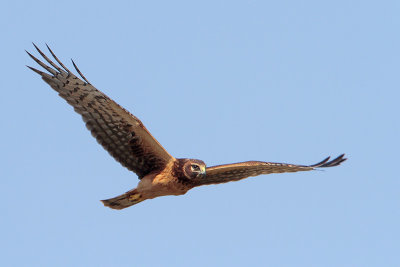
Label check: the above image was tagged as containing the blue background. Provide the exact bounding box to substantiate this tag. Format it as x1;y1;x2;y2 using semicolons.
1;1;399;266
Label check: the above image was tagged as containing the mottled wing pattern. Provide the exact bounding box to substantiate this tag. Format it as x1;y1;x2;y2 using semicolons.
27;44;175;178
196;154;346;186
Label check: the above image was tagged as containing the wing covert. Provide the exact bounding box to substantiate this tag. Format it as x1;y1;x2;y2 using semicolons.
27;44;175;178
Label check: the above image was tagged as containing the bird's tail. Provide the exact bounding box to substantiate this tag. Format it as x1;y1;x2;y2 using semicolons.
101;189;143;210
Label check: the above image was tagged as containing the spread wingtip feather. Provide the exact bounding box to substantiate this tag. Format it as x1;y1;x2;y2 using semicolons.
310;154;347;168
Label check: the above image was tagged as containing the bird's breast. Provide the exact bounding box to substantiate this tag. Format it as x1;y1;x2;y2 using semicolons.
137;173;190;199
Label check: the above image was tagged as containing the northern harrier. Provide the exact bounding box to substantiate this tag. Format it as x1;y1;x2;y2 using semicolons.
27;44;347;210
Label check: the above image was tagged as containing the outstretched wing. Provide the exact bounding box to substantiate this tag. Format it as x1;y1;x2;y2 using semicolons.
195;154;346;186
27;44;175;178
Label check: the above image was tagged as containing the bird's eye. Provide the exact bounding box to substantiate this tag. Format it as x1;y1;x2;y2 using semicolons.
191;165;200;171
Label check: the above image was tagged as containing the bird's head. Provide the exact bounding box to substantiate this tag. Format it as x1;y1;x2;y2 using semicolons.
180;159;206;180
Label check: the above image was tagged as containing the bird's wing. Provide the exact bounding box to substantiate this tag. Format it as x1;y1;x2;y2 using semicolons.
27;44;175;179
195;154;346;186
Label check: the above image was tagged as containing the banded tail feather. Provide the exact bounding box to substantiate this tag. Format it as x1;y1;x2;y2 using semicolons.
101;189;143;210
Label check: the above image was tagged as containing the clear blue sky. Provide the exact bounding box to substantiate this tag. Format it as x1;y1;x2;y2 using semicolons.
1;1;399;266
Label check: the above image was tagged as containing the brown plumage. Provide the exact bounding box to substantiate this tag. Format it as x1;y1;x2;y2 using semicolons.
27;44;347;210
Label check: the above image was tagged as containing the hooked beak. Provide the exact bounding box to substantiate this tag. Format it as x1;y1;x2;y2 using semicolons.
200;165;206;177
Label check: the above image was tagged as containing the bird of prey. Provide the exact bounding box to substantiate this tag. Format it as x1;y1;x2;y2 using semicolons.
27;44;347;210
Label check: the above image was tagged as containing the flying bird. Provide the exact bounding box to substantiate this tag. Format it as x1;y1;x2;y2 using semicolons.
27;44;347;210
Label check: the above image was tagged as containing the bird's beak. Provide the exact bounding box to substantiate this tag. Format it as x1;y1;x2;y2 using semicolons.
201;165;206;177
